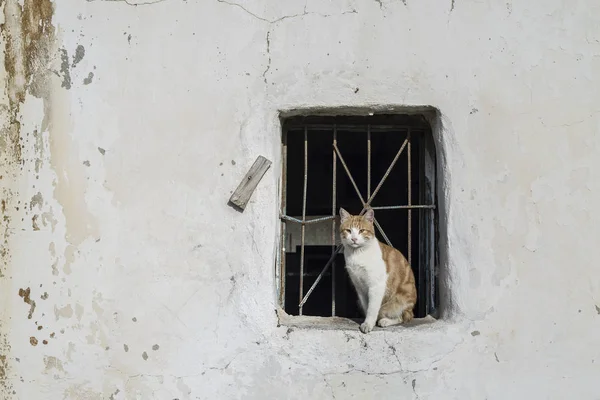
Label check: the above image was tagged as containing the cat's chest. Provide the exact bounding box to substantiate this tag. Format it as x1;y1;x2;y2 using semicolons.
344;246;386;282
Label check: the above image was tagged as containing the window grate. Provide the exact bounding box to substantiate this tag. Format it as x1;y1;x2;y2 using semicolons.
279;115;438;319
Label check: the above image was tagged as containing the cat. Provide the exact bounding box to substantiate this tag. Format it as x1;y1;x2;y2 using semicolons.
339;207;417;333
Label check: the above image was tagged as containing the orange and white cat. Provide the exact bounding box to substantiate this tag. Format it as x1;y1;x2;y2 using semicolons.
339;208;417;333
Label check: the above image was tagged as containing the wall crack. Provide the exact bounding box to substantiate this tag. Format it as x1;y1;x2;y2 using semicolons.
215;0;356;89
262;31;271;85
85;0;169;6
215;0;357;24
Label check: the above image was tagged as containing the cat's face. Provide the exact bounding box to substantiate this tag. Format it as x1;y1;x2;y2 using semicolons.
339;208;375;248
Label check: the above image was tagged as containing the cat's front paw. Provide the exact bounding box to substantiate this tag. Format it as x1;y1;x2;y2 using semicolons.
359;321;374;334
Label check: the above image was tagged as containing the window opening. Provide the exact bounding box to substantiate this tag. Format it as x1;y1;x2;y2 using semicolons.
279;114;438;319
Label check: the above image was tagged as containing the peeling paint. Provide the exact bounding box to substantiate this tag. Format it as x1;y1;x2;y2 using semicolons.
43;356;64;373
75;304;84;321
17;288;36;319
0;355;7;383
63;245;77;274
41;212;57;231
29;192;43;210
54;304;74;320
31;214;40;231
1;2;58;394
0;333;11;398
63;384;102;400
83;72;94;85
72;45;85;67
59;48;72;90
32;130;44;172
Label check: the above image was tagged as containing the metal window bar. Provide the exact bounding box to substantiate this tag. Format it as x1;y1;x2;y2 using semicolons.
298;127;308;315
284;124;427;132
279;129;288;307
280;124;435;313
367;125;371;198
407;130;412;265
331;127;337;316
280;215;336;224
371;205;435;210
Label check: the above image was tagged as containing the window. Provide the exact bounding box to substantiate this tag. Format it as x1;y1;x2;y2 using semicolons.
278;114;439;320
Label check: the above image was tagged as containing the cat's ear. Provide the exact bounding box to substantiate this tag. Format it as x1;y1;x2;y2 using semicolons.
339;208;351;223
364;208;375;222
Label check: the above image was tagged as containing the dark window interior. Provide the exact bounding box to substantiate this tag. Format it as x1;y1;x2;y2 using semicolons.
280;114;438;320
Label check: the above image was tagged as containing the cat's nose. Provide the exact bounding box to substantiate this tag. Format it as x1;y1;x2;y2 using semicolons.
351;237;358;243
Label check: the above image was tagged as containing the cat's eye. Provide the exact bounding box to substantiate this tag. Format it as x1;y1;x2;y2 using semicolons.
343;229;351;234
359;229;367;234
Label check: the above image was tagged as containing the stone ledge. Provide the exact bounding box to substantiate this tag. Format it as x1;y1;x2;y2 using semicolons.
277;308;439;332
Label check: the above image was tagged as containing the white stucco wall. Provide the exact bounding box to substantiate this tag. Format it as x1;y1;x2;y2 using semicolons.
2;0;600;399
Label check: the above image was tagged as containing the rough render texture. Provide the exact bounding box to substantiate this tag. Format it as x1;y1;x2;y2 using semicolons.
1;0;600;398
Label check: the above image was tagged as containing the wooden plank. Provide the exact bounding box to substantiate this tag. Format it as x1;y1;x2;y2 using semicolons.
228;156;272;211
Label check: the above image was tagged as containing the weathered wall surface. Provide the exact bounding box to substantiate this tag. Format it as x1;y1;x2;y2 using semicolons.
1;0;600;398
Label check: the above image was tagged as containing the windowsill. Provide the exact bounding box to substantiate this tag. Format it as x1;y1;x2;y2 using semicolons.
277;308;439;332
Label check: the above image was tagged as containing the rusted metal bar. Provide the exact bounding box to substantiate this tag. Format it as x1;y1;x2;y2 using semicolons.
331;126;337;316
367;125;371;198
279;129;288;307
333;144;363;206
280;215;335;224
284;124;427;132
280;206;433;221
365;137;408;208
374;219;391;245
371;205;436;210
407;129;412;265
299;244;343;308
299;127;308;315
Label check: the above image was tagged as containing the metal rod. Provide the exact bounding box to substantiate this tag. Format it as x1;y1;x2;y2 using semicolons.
331;126;337;316
299;245;343;308
281;206;436;223
279;129;288;307
333;143;364;205
299;127;308;315
365;138;408;208
407;129;412;265
371;205;436;210
280;215;335;224
367;125;371;199
374;219;391;246
285;124;425;132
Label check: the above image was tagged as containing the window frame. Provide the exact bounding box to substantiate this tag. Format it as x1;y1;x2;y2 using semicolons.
277;114;439;320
